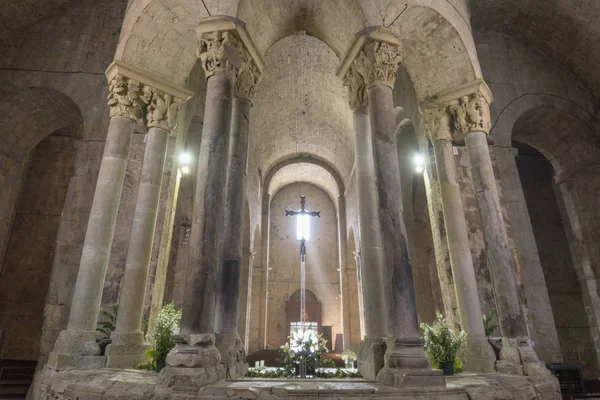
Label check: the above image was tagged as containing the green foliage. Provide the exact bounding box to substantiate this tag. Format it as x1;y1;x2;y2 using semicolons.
483;309;499;337
245;367;361;379
420;311;466;365
96;306;118;338
246;368;288;378
144;303;181;368
279;329;329;376
314;368;361;379
342;349;356;362
320;358;336;368
133;360;155;371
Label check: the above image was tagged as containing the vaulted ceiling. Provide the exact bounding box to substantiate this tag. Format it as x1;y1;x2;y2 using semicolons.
470;0;600;99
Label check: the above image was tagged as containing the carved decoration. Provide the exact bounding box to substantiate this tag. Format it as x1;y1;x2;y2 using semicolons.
107;74;152;120
422;104;453;142
146;90;184;132
197;30;242;80
233;43;261;101
447;91;491;139
354;40;402;89
343;62;368;109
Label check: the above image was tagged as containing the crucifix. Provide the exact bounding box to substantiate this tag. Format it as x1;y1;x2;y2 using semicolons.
285;195;320;378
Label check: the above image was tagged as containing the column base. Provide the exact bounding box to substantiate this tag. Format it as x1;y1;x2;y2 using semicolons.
215;332;248;379
376;366;445;388
460;338;497;373
494;337;556;381
385;337;432;370
165;333;221;368
357;337;386;380
105;331;149;369
47;329;105;370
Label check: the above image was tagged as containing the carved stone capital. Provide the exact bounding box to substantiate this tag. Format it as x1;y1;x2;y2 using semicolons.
421;103;453;142
146;90;184;132
107;74;152;121
426;79;493;142
343;62;368;109
354;40;402;89
233;48;261;101
197;30;242;80
446;91;491;139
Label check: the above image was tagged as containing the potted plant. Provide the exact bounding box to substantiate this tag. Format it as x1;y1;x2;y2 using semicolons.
145;303;181;372
420;312;466;376
280;329;329;376
342;349;357;368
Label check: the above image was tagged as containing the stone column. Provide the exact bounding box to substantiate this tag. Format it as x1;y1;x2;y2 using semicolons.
47;73;151;370
214;52;260;378
351;31;443;388
495;147;562;363
259;193;271;349
337;195;351;351
431;80;554;379
342;63;387;380
164;31;237;382
421;105;496;373
106;89;188;368
162;19;264;388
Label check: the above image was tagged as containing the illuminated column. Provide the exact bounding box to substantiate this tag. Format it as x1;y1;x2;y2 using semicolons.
428;80;556;379
106;85;190;369
421;102;496;373
214;47;261;377
343;62;388;380
48;66;152;370
351;29;443;388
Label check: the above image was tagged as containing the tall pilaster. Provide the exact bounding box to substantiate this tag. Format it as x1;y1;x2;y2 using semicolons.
429;80;555;379
48;68;152;370
421;103;496;373
161;16;262;389
342;28;443;388
214;45;261;378
343;62;387;380
106;85;190;368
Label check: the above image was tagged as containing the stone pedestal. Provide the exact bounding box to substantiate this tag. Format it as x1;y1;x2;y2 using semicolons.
215;333;248;379
357;337;386;381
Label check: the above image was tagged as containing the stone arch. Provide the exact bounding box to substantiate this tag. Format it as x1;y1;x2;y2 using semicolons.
0;87;82;362
264;154;345;203
507;102;600;378
390;4;481;101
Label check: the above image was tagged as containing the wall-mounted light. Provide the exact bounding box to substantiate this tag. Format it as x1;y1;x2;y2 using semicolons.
179;152;192;175
413;154;425;174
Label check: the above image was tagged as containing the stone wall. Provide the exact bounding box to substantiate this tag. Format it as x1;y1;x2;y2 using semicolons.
516;150;600;378
0;135;77;360
266;183;341;349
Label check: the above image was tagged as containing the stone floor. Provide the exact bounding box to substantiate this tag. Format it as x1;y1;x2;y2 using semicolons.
28;367;561;400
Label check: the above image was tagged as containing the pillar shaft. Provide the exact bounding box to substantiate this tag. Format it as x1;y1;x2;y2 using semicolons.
181;73;233;335
465;131;528;339
67;115;135;332
432;137;496;372
352;105;388;340
337;196;351;351
105;125;170;367
369;84;421;343
215;96;252;334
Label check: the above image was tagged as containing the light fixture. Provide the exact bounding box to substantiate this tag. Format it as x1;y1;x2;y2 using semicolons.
179;152;192;175
179;152;192;164
296;214;310;241
413;153;425;174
